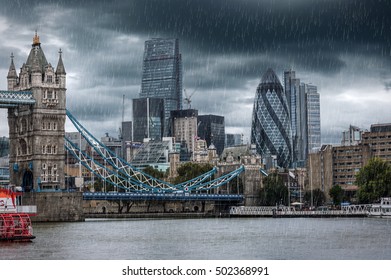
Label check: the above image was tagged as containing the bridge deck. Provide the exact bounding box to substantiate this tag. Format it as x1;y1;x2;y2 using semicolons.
83;192;244;201
0;90;35;108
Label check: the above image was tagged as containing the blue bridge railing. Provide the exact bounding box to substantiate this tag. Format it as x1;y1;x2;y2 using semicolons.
83;192;244;201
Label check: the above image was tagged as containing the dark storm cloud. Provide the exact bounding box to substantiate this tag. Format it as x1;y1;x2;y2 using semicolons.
1;0;391;142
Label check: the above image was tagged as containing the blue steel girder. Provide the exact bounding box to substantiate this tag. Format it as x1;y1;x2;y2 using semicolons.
66;109;177;191
66;109;216;191
189;165;245;192
65;137;152;192
83;192;244;202
175;167;217;190
0;90;35;108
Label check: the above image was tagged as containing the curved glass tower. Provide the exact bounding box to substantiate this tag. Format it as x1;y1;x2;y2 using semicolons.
251;68;292;168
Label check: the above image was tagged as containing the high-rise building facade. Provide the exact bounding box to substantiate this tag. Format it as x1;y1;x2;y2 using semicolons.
251;68;292;168
197;115;225;156
303;83;321;154
132;98;164;142
284;70;321;167
170;109;198;159
140;38;182;137
284;70;302;164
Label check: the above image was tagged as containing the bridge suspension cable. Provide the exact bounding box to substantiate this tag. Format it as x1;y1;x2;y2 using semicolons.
65;137;152;192
65;109;242;193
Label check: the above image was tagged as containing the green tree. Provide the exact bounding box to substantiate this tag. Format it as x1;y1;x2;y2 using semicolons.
143;165;165;180
172;162;214;185
356;157;391;203
260;172;289;206
304;189;326;208
329;185;344;206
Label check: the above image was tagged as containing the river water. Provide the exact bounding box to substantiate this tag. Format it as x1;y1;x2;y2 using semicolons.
1;217;390;260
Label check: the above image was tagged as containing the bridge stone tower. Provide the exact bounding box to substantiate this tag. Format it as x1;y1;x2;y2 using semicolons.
7;33;66;191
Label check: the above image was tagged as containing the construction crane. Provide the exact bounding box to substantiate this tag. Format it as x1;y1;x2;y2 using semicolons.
183;88;197;109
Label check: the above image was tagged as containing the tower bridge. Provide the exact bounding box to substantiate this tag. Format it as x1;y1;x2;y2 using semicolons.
0;34;258;220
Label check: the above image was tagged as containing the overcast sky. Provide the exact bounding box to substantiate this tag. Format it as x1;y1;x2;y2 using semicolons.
1;0;390;144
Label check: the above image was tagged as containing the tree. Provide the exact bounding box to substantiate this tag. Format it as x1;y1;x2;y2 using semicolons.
356;157;391;203
143;165;165;180
329;185;344;206
172;162;214;185
260;172;289;206
304;189;326;208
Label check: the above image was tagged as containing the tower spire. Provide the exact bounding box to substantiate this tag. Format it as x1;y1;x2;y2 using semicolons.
55;48;66;75
7;52;18;79
32;30;40;46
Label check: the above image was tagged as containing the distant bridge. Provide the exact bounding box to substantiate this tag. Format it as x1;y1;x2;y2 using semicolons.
230;205;371;217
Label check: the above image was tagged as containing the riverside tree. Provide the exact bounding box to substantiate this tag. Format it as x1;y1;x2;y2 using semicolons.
329;185;344;206
356;157;391;203
260;172;288;206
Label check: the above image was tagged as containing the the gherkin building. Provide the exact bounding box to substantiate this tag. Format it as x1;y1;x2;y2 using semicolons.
251;68;292;168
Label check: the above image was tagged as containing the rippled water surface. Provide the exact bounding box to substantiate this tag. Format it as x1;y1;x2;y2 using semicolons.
1;217;390;260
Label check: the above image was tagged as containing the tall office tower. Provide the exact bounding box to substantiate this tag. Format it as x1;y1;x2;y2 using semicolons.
140;38;183;137
301;83;321;154
197;115;225;156
284;70;309;166
170;109;198;159
251;68;292;168
284;70;321;166
132;98;164;142
121;121;132;158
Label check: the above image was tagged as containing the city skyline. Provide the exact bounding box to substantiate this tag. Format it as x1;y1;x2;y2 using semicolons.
0;0;390;145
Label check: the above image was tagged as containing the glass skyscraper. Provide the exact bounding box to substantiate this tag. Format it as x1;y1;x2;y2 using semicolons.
303;83;321;153
251;68;292;168
197;115;225;156
140;38;183;137
132;98;164;142
284;70;321;167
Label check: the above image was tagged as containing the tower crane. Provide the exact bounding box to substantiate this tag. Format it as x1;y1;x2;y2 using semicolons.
183;88;197;109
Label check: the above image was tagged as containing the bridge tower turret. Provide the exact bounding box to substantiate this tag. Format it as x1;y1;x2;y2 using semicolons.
7;53;18;90
7;33;67;192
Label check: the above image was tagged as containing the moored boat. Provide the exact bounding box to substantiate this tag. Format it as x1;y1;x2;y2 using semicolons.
0;186;36;241
368;197;391;218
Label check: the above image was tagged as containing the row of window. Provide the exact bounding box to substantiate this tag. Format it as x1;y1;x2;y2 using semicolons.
334;175;354;179
42;122;58;130
43;90;58;100
363;135;391;140
42;145;58;154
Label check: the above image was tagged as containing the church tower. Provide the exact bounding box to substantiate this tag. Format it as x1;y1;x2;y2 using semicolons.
7;32;67;191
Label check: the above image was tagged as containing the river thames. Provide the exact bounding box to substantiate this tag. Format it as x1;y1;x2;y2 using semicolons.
1;217;390;260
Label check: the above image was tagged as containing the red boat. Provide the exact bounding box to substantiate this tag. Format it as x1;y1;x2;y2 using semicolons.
0;187;36;241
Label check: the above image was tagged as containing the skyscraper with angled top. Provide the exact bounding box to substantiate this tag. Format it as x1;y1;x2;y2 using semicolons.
140;38;182;137
251;68;292;168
